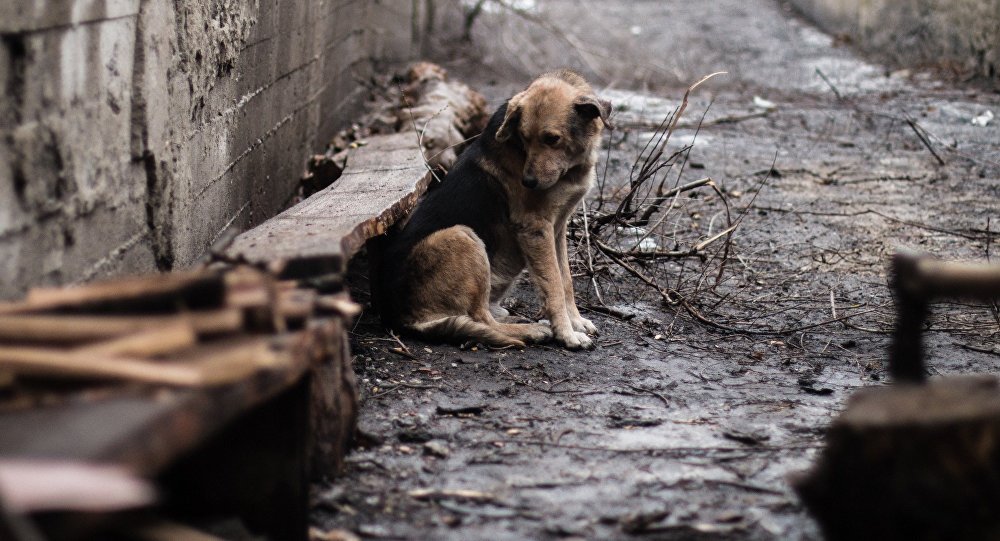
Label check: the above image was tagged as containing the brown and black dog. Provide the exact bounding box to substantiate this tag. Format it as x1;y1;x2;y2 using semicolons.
376;70;612;350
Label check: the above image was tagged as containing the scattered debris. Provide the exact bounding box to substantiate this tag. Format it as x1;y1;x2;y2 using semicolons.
971;110;994;127
619;508;671;534
407;489;497;503
435;404;487;416
309;527;361;541
798;376;835;396
721;425;771;446
752;95;778;111
423;440;451;458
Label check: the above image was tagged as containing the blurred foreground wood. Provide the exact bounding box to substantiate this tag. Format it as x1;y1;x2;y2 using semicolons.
0;266;360;541
795;253;1000;540
0;61;459;541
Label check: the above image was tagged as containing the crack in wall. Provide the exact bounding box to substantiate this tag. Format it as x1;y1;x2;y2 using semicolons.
131;2;174;271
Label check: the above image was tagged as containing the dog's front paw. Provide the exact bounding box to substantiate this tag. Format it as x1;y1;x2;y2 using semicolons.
555;329;595;351
571;316;598;335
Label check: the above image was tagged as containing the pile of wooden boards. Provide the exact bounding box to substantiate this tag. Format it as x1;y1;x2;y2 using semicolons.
0;266;363;540
0;267;357;388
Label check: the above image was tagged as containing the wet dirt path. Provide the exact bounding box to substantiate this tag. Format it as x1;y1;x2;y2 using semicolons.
313;1;999;539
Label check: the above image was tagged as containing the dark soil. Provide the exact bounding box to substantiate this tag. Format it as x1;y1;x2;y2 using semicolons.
312;1;1000;539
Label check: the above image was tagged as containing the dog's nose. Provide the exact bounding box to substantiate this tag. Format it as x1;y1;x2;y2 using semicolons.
522;175;538;189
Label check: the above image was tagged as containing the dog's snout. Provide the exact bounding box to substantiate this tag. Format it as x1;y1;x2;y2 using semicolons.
522;174;539;189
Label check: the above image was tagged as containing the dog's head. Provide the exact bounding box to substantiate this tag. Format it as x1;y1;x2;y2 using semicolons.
495;70;612;190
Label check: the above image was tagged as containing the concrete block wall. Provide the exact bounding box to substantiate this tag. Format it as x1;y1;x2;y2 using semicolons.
790;0;1000;80
0;0;417;299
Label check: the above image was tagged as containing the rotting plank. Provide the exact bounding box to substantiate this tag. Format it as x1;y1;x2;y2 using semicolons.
225;133;432;278
0;327;321;476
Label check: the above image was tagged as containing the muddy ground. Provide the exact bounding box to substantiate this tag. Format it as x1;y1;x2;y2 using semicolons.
312;1;1000;539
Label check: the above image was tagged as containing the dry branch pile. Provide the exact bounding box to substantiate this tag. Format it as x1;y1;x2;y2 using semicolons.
567;74;752;326
566;75;963;342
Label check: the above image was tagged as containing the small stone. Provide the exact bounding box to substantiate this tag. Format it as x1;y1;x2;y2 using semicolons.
423;440;450;458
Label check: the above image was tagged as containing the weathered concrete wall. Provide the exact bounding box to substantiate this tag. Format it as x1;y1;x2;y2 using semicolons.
0;0;416;298
790;0;1000;80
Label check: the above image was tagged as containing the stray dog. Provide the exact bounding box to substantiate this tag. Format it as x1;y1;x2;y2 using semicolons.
376;70;612;350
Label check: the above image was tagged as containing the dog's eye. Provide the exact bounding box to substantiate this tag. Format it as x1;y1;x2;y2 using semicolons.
542;133;561;147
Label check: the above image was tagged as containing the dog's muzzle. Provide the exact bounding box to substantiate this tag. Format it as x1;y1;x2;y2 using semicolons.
521;174;539;189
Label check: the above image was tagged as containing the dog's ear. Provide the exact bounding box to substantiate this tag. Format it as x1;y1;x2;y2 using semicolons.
495;92;525;143
574;95;614;130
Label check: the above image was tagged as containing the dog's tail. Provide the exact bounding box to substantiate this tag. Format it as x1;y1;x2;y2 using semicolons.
409;315;524;349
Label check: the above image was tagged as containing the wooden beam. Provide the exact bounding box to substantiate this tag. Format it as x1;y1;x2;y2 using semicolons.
0;271;226;315
75;324;198;358
0;336;290;387
225;133;432;277
0;310;244;344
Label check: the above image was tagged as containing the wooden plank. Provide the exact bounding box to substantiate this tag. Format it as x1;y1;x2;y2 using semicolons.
126;520;226;541
0;347;223;387
0;460;155;513
0;271;225;315
0;397;181;463
0;328;323;474
0;336;293;387
75;324;198;358
0;309;244;344
225;133;432;277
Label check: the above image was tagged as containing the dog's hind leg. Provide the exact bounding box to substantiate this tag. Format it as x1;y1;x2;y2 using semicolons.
403;226;550;348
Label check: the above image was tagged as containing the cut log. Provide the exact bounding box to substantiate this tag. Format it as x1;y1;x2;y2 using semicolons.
225;133;432;278
399;62;489;169
795;375;1000;540
316;294;362;319
890;251;1000;382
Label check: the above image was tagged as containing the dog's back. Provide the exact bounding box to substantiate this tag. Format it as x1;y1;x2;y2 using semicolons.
376;105;512;329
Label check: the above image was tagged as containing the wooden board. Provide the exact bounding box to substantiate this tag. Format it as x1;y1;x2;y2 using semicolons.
225;133;432;277
0;271;226;315
0;328;322;476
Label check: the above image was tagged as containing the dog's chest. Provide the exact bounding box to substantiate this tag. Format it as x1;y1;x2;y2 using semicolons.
548;174;592;220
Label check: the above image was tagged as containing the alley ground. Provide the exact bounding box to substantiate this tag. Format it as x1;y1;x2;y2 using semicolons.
312;1;1000;539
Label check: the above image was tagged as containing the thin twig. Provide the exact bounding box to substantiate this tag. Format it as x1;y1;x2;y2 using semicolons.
623;383;670;408
905;116;946;166
815;68;843;101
